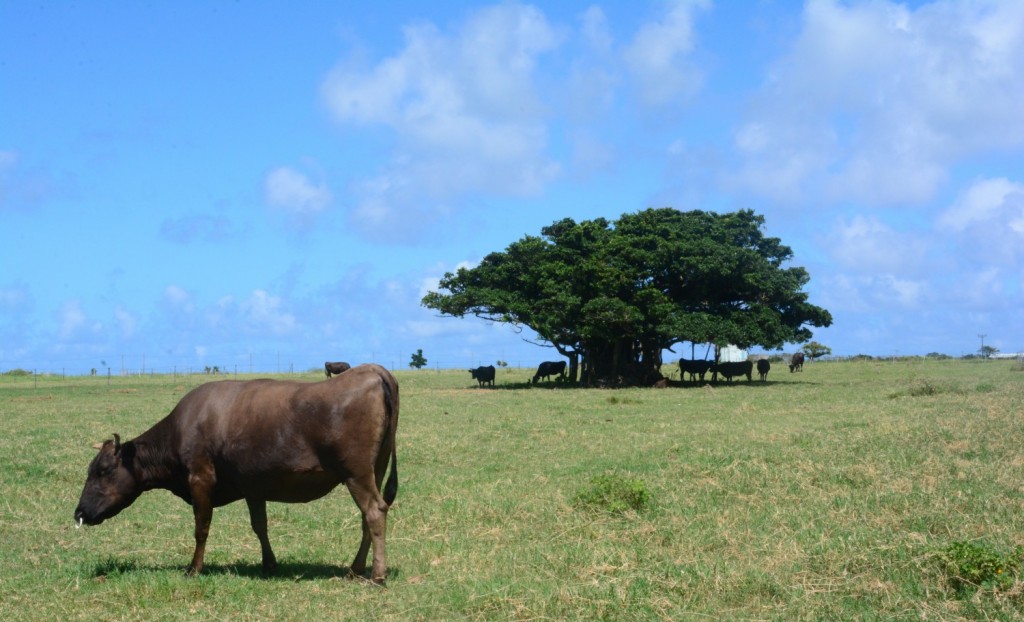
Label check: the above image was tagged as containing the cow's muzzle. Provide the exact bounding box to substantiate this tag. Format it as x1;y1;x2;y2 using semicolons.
74;507;102;527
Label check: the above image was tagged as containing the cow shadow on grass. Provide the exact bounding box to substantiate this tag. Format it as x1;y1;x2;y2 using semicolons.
89;557;400;582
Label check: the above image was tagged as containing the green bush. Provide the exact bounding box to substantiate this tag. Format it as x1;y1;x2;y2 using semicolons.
940;540;1022;597
889;378;961;399
575;473;651;515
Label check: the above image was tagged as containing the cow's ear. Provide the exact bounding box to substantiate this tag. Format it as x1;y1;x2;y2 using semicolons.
92;442;104;451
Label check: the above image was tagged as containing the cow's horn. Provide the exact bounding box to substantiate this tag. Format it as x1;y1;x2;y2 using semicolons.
112;433;121;453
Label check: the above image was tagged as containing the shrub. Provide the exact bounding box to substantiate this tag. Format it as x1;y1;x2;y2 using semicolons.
940;540;1022;597
575;473;651;515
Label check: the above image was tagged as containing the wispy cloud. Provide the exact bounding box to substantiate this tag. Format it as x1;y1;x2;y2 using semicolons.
732;0;1024;206
622;0;710;107
264;166;332;228
160;213;236;244
321;4;562;240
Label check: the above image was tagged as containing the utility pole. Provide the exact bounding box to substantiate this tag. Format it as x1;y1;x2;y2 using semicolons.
978;334;987;358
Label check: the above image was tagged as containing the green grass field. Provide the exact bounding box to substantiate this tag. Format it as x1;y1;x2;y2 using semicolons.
2;360;1023;620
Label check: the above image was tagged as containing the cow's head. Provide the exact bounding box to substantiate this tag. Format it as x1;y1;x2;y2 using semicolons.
74;434;141;527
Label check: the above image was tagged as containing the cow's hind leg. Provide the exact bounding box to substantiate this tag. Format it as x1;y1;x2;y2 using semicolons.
245;498;277;573
346;475;390;583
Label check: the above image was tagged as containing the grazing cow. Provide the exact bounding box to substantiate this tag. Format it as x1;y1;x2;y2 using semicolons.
757;359;771;382
74;364;399;583
325;361;351;377
679;359;713;383
532;360;567;384
712;360;754;383
469;365;496;387
789;352;805;373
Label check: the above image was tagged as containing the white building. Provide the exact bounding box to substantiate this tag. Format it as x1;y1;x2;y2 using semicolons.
718;344;748;363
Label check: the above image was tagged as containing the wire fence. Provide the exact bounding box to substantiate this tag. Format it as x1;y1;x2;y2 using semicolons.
5;350;1020;380
0;354;540;379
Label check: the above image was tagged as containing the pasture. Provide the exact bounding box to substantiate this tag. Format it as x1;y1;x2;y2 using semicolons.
2;359;1023;620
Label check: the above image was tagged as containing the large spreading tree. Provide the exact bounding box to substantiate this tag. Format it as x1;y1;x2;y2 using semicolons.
422;208;832;386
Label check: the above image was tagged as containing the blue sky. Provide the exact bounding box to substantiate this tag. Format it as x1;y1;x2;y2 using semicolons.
2;0;1023;374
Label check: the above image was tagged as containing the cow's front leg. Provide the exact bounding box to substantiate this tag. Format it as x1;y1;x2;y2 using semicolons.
246;498;277;573
186;473;215;575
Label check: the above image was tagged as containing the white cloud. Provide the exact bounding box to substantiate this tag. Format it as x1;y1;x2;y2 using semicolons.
0;148;61;210
941;266;1006;310
937;177;1024;267
939;177;1024;232
565;6;617;123
622;0;710;107
733;0;1024;206
163;284;195;314
113;306;137;339
0;150;17;171
321;4;561;240
57;299;101;339
0;283;30;310
819;272;927;314
239;290;297;336
827;215;928;275
264;166;332;217
580;5;613;55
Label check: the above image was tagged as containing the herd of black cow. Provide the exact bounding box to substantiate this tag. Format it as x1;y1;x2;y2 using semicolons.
469;354;805;387
468;360;570;387
677;351;804;384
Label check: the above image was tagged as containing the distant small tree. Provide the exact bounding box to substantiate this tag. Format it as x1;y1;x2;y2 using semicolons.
802;341;832;360
980;345;998;359
496;360;508;369
409;349;428;369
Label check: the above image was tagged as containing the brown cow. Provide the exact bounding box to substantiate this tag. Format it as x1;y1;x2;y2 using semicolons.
74;363;399;583
324;361;351;377
789;352;805;373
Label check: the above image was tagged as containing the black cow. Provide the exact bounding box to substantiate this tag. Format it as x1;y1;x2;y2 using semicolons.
679;359;713;383
789;352;805;373
324;361;351;377
712;360;754;383
757;359;770;382
532;361;567;384
469;365;495;387
74;364;399;583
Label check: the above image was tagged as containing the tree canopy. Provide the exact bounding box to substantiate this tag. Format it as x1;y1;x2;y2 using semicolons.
422;208;832;386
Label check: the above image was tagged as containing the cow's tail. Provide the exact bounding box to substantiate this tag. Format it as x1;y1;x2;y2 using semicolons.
379;369;399;506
